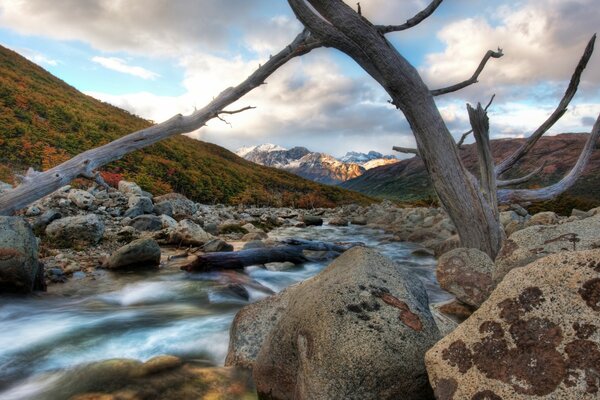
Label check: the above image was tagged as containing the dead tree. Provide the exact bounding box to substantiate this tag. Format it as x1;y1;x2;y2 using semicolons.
0;0;597;260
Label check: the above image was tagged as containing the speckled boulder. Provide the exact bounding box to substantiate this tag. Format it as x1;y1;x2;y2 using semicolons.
45;214;105;248
426;249;600;400
167;219;213;246
494;214;600;284
0;216;43;293
525;211;559;227
253;247;441;400
437;248;495;308
104;238;161;270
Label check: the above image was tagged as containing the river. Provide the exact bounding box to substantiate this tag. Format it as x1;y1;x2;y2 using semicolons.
0;224;451;399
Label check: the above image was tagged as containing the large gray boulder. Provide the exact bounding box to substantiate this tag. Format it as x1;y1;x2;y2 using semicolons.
67;189;95;210
0;216;43;293
437;248;495;308
495;214;600;284
117;180;143;197
253;247;440;400
426;249;600;400
154;193;197;220
129;215;163;232
168;219;213;246
45;214;105;248
104;238;161;269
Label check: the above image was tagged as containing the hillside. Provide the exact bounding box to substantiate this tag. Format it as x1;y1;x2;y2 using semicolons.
341;133;600;212
0;45;372;208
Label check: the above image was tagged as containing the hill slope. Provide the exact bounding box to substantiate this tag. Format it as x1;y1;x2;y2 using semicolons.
0;45;372;208
341;134;600;212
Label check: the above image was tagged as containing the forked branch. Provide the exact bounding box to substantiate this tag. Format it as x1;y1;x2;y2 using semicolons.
0;30;322;215
496;162;545;188
376;0;444;34
495;34;597;176
431;49;503;96
497;114;600;204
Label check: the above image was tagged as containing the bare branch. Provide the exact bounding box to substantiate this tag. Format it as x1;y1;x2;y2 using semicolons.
468;103;498;214
498;114;600;204
0;30;322;215
457;95;494;148
496;162;545;188
431;49;503;96
495;34;596;176
218;106;256;115
393;146;419;156
376;0;443;34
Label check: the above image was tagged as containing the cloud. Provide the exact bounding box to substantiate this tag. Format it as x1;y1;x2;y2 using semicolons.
91;56;160;80
13;47;59;66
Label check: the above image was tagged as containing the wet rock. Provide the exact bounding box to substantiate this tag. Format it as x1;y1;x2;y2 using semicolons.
253;247;440;399
45;214;105;248
264;261;295;272
168;219;213;246
437;248;496;308
203;239;234;253
350;216;368;225
525;211;559;227
68;189;96;210
129;215;163;232
510;203;529;217
241;232;268;241
426;249;600;399
329;217;349;226
412;248;435;257
302;215;323;226
226;284;297;369
0;216;44;293
117;180;143;197
154;193;197;220
47;267;67;283
153;200;173;217
104;238;161;269
495;214;600;285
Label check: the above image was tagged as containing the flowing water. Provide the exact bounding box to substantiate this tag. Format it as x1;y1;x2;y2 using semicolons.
0;225;451;399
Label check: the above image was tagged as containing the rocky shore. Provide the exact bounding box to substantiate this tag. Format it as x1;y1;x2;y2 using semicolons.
1;179;600;399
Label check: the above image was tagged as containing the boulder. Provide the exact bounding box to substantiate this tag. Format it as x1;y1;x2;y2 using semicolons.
168;219;213;246
264;261;295;271
159;214;178;229
127;196;153;214
350;216;368;225
46;214;105;248
328;217;349;226
436;248;496;308
153;201;173;217
432;235;461;257
0;216;44;293
104;239;161;269
129;215;163;231
571;208;592;219
117;180;143;197
154;193;197;220
302;215;323;226
203;239;234;253
68;189;95;210
32;209;62;235
253;247;440;399
525;211;559;227
241;232;268;241
426;249;600;399
495;214;600;284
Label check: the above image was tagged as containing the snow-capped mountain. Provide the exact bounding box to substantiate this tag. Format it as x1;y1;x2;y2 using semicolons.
235;144;397;184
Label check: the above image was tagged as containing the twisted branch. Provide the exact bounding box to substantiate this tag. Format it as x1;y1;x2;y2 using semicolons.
376;0;444;34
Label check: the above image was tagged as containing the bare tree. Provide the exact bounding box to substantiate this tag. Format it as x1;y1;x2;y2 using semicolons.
0;0;597;260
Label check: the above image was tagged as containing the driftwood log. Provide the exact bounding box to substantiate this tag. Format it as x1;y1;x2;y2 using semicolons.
182;239;361;272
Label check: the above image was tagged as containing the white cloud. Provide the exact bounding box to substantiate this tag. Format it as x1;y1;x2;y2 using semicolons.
91;56;160;80
14;47;59;66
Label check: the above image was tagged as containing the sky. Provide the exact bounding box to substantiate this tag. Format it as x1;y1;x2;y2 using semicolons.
0;0;598;158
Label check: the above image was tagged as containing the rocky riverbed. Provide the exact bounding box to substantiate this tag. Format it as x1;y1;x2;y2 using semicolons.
1;180;600;399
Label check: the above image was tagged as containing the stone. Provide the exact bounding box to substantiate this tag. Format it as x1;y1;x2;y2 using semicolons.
153;201;173;217
499;211;519;227
159;214;178;229
68;189;96;209
203;239;234;253
242;240;265;250
153;193;197;220
25;205;41;217
253;247;440;399
46;214;105;248
351;216;368;225
129;215;163;231
104;239;161;270
495;214;600;285
264;261;295;271
426;249;600;400
433;235;462;257
0;180;12;193
437;248;496;308
0;216;44;293
302;215;323;226
241;223;262;233
203;222;218;236
117;180;142;197
328;216;349;226
571;208;592;219
32;209;62;235
510;203;529;217
525;211;559;227
127;196;153;214
168;219;213;246
241;232;268;241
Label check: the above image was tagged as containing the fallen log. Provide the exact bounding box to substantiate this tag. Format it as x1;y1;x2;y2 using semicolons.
182;239;362;272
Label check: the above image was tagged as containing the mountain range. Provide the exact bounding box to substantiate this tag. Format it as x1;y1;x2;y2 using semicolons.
0;44;372;208
236;144;398;184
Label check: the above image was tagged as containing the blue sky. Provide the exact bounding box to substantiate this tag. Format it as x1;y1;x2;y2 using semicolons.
0;0;598;157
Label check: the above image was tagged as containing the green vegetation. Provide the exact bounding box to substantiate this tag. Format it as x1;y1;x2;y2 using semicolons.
0;45;372;208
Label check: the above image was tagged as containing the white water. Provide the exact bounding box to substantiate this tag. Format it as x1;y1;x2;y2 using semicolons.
0;225;449;399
